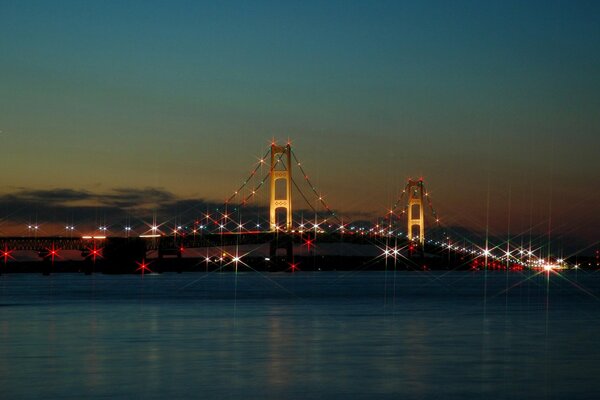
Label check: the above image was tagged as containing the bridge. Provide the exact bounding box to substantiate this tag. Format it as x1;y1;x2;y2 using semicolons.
0;141;564;273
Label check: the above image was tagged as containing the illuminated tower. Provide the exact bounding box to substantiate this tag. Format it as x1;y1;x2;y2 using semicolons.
407;179;425;245
269;143;292;232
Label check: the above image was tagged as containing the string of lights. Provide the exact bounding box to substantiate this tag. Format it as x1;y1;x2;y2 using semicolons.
290;150;342;224
224;148;271;204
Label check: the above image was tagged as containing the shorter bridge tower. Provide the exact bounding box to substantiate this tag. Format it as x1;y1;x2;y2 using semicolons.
407;179;425;246
269;143;293;232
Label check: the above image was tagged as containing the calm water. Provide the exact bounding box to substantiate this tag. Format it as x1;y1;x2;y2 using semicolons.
2;270;600;399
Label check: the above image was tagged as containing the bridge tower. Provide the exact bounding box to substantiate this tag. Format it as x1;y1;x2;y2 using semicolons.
407;179;425;246
269;143;293;232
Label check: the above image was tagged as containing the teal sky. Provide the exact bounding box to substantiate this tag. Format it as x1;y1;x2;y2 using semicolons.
1;1;599;247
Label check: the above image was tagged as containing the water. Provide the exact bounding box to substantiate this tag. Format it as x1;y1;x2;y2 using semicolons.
2;270;600;399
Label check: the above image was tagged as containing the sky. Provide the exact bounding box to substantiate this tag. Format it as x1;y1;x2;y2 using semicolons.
0;1;599;253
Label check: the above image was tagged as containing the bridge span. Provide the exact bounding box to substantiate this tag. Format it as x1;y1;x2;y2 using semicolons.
0;141;566;273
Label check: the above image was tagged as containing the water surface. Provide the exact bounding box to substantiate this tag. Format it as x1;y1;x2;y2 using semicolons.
1;270;600;399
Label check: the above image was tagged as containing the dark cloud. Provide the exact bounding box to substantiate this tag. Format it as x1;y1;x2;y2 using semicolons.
6;188;93;203
0;187;593;255
2;187;176;209
0;187;353;230
96;188;177;209
0;187;211;229
0;187;288;229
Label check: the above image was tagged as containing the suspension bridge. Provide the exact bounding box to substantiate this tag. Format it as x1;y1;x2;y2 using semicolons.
0;141;566;274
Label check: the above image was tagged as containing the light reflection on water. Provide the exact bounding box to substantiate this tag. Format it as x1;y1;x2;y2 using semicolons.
1;271;600;399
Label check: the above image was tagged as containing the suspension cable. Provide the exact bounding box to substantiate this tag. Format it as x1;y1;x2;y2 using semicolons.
290;150;342;224
225;147;270;204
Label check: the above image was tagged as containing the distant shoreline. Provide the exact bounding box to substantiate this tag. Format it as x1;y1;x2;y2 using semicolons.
1;255;595;274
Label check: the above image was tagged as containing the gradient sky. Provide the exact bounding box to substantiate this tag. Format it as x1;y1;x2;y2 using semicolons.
1;1;599;251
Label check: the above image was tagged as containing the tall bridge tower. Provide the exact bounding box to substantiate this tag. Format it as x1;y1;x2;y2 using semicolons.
407;179;425;245
269;143;292;232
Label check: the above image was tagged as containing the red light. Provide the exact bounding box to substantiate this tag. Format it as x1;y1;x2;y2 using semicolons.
44;243;60;263
303;238;314;250
1;245;14;263
85;243;103;263
136;259;152;275
288;262;300;273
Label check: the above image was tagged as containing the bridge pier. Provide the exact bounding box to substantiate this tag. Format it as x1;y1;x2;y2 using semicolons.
37;249;52;275
270;235;294;270
102;237;147;274
158;246;183;273
41;258;52;276
83;258;94;275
